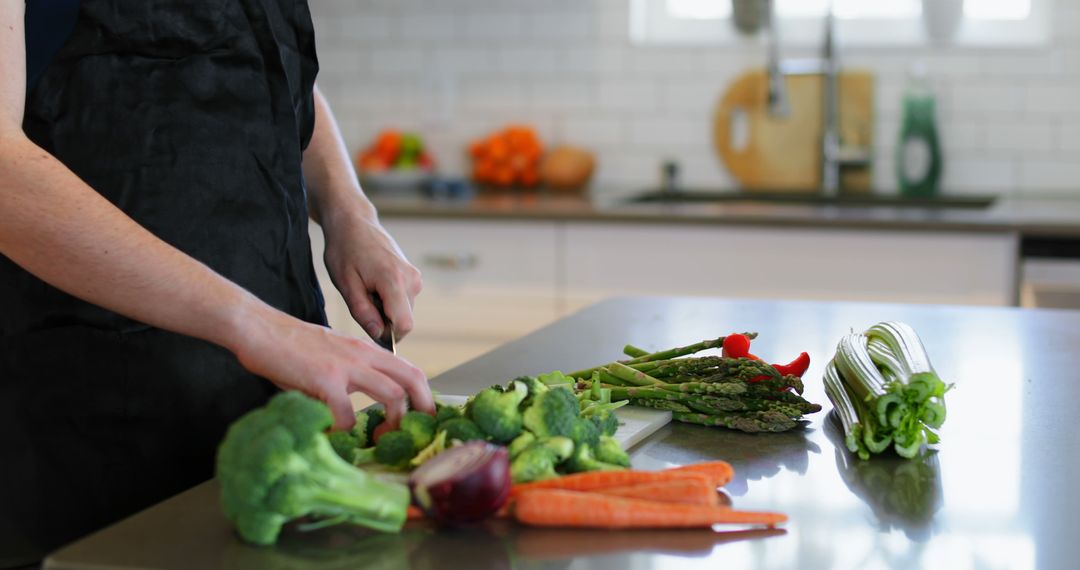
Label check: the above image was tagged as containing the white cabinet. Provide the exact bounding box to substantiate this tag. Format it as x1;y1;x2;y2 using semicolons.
563;223;1020;312
313;218;1019;377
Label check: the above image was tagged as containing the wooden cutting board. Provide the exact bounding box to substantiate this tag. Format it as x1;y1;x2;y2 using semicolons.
713;69;874;192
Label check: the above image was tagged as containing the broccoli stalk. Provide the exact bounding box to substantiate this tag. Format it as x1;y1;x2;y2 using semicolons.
510;437;574;483
564;443;625;474
594;435;630;467
216;392;409;545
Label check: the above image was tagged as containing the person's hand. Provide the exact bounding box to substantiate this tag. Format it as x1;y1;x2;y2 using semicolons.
322;213;422;341
231;304;433;430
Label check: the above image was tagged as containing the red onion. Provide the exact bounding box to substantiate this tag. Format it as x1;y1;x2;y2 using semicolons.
408;441;511;524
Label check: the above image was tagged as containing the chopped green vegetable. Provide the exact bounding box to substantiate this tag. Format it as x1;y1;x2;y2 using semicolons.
410;430;448;468
507;431;536;459
564;442;624;474
374;431;417;469
400;411;437;450
594;435;630;467
467;381;528;443
509;437;574;483
215;392;409;545
434;403;462;424
439;417;487;443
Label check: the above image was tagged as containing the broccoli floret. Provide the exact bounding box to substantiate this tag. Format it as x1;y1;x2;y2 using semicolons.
509;437;574;484
571;418;601;449
537;370;575;388
586;409;620;437
515;375;549;409
467;381;528;443
400;411;437;450
374;431;417;469
434;403;462;424
364;408;386;444
594;435;631;468
507;431;536;459
522;387;582;440
327;430;360;461
439;418;487;443
326;410;377;462
215;392;409;545
564;443;625;474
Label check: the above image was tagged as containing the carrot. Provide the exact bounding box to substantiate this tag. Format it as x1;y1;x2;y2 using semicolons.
510;461;734;498
664;461;735;488
514;489;786;529
406;505;426;520
598;476;720;507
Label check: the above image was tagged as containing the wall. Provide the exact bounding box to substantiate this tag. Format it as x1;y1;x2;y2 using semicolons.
309;0;1080;197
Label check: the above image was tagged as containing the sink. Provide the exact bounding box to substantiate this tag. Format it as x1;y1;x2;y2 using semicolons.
628;190;998;210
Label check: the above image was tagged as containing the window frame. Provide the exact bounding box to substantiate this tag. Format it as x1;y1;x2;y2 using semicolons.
629;0;1053;48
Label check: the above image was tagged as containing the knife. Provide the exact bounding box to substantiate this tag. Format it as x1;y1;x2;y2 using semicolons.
370;293;396;354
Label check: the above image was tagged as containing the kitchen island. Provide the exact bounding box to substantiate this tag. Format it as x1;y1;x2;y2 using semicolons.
45;297;1080;569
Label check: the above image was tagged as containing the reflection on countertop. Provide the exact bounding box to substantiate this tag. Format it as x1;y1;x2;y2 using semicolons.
824;413;944;541
369;188;1080;236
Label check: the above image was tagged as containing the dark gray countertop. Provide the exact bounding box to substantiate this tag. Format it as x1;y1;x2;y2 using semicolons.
371;191;1080;237
45;297;1080;569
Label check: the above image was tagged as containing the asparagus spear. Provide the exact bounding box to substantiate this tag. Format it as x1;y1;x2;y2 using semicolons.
672;411;799;433
568;334;757;378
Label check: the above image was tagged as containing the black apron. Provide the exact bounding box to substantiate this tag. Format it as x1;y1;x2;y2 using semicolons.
1;1;324;565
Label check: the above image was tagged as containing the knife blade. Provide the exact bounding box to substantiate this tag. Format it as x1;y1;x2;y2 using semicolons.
370;293;396;354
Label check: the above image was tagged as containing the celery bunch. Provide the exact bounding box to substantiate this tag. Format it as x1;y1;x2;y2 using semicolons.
826;322;951;460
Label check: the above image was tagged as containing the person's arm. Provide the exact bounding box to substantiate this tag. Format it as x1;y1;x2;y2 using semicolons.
303;85;422;341
0;2;430;428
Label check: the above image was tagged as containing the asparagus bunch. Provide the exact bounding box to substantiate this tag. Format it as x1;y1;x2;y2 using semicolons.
567;335;822;434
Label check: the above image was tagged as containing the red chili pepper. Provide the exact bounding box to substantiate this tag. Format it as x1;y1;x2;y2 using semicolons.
773;352;811;378
721;333;752;359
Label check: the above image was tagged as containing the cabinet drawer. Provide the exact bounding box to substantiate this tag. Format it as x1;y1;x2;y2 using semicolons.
383;219;559;293
565;223;1018;306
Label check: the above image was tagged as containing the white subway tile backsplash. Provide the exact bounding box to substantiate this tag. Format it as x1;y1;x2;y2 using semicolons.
369;48;427;75
985;121;1055;154
399;13;461;42
496;48;562;75
465;13;525;40
1019;159;1080;193
948;83;1024;115
310;1;1080;196
1058;121;1080;151
529;11;595;41
628;117;709;149
527;80;596;111
596;80;659;112
1025;85;1080;115
943;156;1018;193
555;116;627;147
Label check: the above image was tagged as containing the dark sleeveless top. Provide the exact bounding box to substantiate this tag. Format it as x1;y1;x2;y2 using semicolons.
1;1;324;563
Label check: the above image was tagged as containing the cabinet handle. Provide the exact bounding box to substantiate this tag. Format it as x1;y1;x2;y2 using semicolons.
421;253;479;271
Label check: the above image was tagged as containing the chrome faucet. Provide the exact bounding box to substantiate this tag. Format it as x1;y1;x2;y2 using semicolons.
765;2;871;195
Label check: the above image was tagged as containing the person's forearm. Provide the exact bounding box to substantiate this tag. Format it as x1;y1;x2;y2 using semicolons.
303;86;376;230
0;134;272;351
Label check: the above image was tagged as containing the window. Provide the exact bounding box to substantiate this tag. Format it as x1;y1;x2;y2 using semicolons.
630;0;1050;46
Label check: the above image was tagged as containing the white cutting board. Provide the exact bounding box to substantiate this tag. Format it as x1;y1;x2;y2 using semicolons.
439;395;671;450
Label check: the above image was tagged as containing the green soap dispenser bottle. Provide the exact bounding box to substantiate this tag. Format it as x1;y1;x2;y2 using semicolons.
896;63;942;197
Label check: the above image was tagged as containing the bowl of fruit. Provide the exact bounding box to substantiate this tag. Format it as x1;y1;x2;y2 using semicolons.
356;130;435;193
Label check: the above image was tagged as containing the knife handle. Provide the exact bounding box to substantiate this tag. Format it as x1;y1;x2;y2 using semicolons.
369;293;395;352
